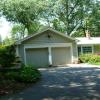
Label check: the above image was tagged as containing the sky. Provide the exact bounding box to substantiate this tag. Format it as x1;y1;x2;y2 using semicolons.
0;17;12;40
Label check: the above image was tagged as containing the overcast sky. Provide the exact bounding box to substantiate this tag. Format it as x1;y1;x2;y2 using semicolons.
0;17;12;40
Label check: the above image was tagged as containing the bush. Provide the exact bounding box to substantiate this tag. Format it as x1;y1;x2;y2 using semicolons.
17;65;41;82
0;45;16;67
0;65;41;83
89;55;100;64
79;54;100;64
79;54;92;63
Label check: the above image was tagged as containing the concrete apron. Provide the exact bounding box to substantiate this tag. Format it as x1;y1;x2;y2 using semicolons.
39;63;100;71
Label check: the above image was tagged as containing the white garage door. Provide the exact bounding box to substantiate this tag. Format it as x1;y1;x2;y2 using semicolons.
52;47;71;65
26;48;48;67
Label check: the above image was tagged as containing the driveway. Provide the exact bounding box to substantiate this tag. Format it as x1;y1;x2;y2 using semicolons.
1;66;100;100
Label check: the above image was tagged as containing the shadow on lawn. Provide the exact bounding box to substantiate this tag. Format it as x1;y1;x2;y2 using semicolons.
1;67;100;100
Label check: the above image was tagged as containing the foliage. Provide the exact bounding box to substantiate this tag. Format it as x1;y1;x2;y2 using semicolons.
0;65;41;95
0;45;16;67
71;29;85;37
3;37;15;45
88;55;100;64
11;24;26;40
0;35;2;44
17;65;41;82
0;0;100;36
0;0;43;34
80;54;93;63
0;65;41;83
80;54;100;65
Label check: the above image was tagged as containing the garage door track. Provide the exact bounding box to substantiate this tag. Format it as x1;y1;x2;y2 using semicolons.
1;67;100;100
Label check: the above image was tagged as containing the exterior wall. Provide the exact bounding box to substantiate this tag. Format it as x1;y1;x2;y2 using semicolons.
72;42;78;61
23;31;72;44
94;45;100;54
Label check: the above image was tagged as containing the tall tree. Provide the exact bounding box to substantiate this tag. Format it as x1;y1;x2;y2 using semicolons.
52;0;95;35
0;34;2;44
0;0;100;37
0;0;43;34
11;24;26;41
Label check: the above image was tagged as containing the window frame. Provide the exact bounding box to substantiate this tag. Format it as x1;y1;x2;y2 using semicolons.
78;45;94;56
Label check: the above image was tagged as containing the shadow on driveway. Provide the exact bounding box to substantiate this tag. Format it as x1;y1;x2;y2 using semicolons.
1;67;100;100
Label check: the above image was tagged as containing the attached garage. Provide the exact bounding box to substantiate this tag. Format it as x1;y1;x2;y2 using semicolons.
16;28;78;67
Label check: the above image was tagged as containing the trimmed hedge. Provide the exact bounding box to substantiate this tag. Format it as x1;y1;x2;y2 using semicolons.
80;54;100;64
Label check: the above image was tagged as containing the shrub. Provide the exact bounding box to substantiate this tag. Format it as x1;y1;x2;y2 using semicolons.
89;55;100;64
0;65;41;83
17;65;41;82
0;45;16;67
79;54;92;63
79;54;100;64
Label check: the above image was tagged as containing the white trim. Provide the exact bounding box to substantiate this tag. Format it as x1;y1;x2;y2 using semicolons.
76;43;79;60
48;47;52;65
24;43;72;49
70;45;74;63
81;45;83;54
24;47;26;64
92;45;94;54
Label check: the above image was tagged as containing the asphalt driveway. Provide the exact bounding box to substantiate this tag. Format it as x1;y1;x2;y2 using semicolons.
1;67;100;100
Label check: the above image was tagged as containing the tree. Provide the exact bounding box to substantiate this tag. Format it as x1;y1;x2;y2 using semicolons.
3;36;14;45
0;34;2;44
40;0;100;36
0;0;43;34
52;0;95;35
11;24;26;41
0;0;100;37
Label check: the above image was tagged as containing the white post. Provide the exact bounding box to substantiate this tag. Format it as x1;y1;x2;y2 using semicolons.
71;45;74;63
48;47;52;65
24;47;27;65
81;46;83;54
92;45;94;54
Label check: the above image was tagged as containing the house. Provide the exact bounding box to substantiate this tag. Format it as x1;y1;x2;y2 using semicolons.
76;31;100;56
16;28;100;67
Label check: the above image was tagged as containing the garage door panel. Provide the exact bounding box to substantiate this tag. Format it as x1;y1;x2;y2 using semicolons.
52;47;71;65
26;48;48;67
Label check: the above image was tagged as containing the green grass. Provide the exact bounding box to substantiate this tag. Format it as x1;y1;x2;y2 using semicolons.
90;62;100;65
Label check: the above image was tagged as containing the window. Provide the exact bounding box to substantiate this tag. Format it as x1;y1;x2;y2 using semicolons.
82;46;92;53
77;46;93;56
